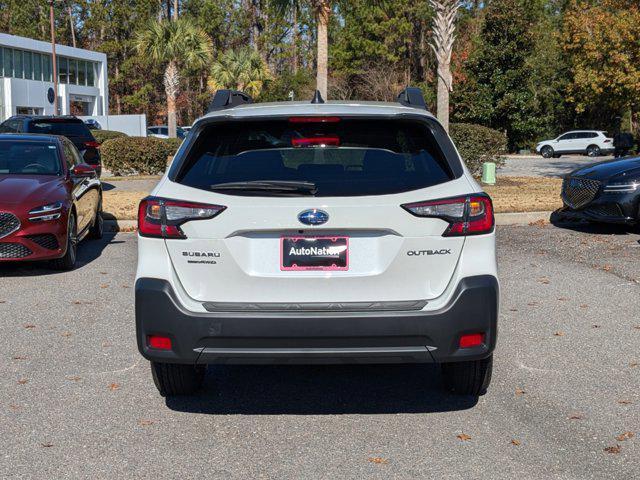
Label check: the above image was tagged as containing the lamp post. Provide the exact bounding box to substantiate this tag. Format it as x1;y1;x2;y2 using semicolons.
48;0;59;116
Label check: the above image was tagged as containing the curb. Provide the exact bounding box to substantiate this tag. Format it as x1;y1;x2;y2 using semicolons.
495;211;552;226
106;212;553;232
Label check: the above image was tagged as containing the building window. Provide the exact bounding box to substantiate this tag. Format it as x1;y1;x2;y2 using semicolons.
43;54;52;82
87;61;95;86
23;51;33;80
58;56;68;84
2;48;12;77
14;50;23;79
68;59;77;84
33;53;42;81
78;60;86;86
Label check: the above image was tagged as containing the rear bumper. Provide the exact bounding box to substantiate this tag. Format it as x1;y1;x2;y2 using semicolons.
136;275;499;365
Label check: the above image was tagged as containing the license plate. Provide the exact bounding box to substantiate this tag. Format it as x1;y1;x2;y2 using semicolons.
281;236;349;271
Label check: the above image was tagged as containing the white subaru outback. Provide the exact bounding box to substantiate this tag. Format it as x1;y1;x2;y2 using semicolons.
135;88;499;397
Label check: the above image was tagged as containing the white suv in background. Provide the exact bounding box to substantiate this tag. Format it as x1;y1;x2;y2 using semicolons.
536;130;614;158
135;88;499;398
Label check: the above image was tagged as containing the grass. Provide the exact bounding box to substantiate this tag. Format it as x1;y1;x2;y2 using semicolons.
101;176;563;220
104;175;162;182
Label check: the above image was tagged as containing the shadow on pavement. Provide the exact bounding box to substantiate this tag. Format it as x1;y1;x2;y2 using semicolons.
166;364;479;415
0;233;118;277
550;211;637;236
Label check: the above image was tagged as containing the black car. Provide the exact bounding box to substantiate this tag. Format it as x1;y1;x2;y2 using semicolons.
0;116;102;177
557;156;640;225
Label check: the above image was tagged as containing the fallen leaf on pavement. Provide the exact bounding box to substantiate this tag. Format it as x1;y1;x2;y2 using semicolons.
368;457;388;464
9;404;20;411
72;301;82;305
12;355;27;360
23;324;36;329
630;362;639;368
527;302;538;307
510;439;521;446
580;304;589;309
604;445;621;454
457;433;472;441
108;383;120;391
537;277;550;284
618;400;632;405
558;297;568;301
592;325;600;329
61;332;72;338
515;388;526;396
17;379;28;385
138;419;155;426
615;432;634;442
554;331;564;336
41;443;54;448
529;219;547;227
100;284;109;289
568;413;584;420
67;376;81;382
509;308;518;312
602;264;612;272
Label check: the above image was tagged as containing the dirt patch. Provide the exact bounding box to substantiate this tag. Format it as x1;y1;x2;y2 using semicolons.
103;191;147;220
485;177;562;213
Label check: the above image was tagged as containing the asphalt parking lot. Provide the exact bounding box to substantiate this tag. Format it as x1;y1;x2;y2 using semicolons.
500;155;614;178
1;224;639;479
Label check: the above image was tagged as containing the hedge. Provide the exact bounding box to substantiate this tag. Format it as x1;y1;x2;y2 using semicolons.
449;123;507;177
100;137;182;176
92;129;127;144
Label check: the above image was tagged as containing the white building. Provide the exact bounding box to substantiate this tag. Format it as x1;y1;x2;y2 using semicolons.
0;33;108;121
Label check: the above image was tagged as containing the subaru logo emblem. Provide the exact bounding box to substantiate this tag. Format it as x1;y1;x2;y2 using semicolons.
298;209;329;226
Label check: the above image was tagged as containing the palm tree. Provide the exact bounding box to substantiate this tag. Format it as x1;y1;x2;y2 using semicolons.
429;0;461;132
136;18;212;138
208;48;272;98
274;0;332;99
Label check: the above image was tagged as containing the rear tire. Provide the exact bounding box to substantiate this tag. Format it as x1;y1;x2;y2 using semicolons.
541;146;554;158
586;145;601;157
50;213;77;271
441;355;493;396
150;361;205;396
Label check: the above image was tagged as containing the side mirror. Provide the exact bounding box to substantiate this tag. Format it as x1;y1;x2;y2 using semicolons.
72;163;96;177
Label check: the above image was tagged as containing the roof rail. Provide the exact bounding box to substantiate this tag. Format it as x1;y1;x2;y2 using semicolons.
207;89;253;113
397;87;427;110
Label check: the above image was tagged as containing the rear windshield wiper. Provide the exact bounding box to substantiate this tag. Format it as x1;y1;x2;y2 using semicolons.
210;180;318;195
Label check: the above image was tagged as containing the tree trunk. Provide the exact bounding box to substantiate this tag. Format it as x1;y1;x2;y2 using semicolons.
429;0;460;132
437;62;451;131
292;7;299;74
68;6;76;48
172;0;178;20
164;62;180;138
316;2;330;99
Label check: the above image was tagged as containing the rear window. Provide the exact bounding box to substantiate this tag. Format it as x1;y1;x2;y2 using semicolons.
28;120;92;139
175;118;455;196
0;140;61;175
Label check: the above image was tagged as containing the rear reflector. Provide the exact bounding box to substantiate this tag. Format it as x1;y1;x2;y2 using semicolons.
84;140;101;148
148;335;172;350
401;194;494;237
459;333;484;349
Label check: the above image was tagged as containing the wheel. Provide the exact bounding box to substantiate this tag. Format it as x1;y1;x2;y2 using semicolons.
50;213;78;271
150;361;205;396
441;355;493;396
586;145;601;157
541;146;554;158
89;200;104;239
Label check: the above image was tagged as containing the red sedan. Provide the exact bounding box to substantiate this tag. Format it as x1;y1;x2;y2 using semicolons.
0;134;103;270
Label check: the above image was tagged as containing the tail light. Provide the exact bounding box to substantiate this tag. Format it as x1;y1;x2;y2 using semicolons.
292;136;340;147
402;194;494;236
84;140;101;148
138;196;226;239
604;139;612;143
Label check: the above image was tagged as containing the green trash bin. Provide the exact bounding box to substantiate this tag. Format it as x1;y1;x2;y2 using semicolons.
482;162;496;185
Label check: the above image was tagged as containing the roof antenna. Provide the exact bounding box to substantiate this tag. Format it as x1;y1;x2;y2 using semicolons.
311;90;325;104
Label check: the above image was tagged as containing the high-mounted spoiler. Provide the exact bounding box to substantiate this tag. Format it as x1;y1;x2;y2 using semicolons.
206;86;428;113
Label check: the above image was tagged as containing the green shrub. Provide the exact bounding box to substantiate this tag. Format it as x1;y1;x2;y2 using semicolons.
101;136;178;176
449;123;507;177
92;129;127;144
163;137;183;155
